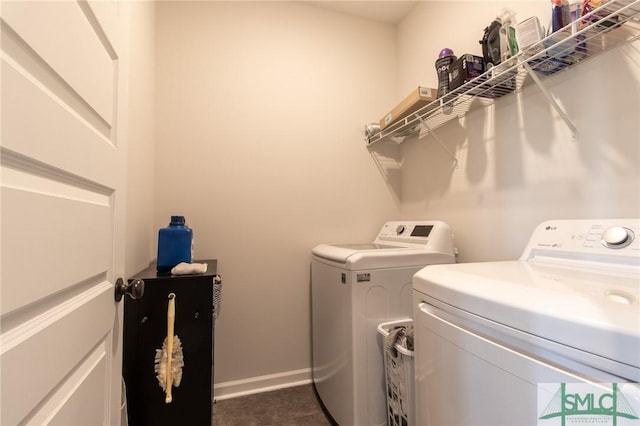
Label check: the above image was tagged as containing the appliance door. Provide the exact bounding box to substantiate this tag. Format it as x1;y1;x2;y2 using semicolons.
312;256;418;426
311;258;353;425
414;299;632;426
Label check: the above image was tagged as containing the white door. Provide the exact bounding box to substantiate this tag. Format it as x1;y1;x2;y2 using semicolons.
1;1;131;424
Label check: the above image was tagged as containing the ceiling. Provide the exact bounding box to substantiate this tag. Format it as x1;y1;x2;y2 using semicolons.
302;1;419;24
163;1;419;25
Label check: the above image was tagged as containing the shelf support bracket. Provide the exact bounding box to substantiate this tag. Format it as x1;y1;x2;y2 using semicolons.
522;62;577;141
416;114;459;168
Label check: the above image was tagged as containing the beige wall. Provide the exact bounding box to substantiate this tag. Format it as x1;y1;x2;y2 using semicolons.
395;2;640;262
154;1;400;394
126;1;157;278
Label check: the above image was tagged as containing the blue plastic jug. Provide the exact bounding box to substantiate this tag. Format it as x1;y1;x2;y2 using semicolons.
157;215;193;272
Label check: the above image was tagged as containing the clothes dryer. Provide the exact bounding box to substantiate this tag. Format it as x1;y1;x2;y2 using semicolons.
311;221;456;426
413;218;640;426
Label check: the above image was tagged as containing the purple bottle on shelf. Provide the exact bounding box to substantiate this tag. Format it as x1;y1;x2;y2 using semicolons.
435;48;456;114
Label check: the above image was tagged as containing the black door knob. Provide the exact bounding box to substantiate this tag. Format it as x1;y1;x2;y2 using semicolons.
114;278;145;302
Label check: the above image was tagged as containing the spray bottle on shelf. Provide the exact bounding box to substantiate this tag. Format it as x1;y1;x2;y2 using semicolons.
498;9;518;64
435;48;456;114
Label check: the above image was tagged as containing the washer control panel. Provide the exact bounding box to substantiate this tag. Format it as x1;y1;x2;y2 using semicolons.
378;221;436;241
521;219;640;263
375;221;456;254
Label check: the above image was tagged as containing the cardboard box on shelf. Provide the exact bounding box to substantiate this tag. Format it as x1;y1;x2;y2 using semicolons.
380;86;437;130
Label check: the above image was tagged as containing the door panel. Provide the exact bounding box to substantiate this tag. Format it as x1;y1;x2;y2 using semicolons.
29;344;109;426
1;185;110;314
2;1;115;125
85;0;120;54
0;0;130;424
1;286;114;425
1;20;116;186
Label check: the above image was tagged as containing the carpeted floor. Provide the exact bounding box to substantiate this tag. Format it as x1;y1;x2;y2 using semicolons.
213;384;334;426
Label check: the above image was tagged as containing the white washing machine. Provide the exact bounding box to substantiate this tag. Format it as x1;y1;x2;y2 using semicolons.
311;221;456;426
413;218;640;426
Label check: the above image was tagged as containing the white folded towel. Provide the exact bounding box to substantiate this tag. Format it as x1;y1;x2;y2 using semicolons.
171;262;208;276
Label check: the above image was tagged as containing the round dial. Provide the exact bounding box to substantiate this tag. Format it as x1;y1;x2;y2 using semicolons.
601;226;634;249
396;225;405;235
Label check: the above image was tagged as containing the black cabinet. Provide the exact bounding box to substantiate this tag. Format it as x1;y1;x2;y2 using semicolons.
123;260;220;426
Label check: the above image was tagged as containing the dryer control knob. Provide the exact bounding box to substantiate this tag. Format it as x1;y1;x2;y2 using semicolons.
601;226;634;249
396;225;405;235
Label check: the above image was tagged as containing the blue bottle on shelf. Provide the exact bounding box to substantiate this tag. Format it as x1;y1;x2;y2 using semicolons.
157;215;193;272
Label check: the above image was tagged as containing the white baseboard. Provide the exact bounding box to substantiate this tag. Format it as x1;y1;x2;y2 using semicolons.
213;368;312;401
